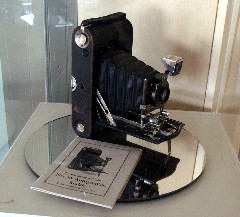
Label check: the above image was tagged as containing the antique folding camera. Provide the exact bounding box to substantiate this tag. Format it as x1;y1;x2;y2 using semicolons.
71;12;184;199
72;12;184;145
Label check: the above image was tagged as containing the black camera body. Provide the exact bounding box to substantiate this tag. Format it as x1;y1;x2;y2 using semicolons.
72;12;184;144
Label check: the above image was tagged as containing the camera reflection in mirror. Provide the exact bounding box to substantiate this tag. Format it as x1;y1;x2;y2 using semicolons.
127;129;205;195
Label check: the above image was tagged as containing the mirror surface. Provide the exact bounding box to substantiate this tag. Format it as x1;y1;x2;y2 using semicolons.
25;116;206;202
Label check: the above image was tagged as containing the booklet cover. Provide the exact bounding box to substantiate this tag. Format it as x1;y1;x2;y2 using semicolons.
31;137;142;209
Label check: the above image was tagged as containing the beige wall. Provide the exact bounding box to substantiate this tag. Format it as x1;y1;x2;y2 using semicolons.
215;0;240;159
78;0;218;111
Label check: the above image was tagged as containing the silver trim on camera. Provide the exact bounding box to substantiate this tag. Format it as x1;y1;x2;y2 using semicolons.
161;55;183;67
75;27;89;48
71;75;77;92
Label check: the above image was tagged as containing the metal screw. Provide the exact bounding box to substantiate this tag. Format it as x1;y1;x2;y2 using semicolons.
75;32;87;48
79;34;87;46
76;123;85;133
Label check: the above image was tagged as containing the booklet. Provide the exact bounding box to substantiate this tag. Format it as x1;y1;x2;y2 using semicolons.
31;137;142;209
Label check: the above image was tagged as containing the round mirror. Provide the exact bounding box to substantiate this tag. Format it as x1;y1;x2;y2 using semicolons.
25;115;206;202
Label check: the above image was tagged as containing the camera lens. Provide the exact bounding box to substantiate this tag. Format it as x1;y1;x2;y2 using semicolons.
151;83;170;106
160;88;169;102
